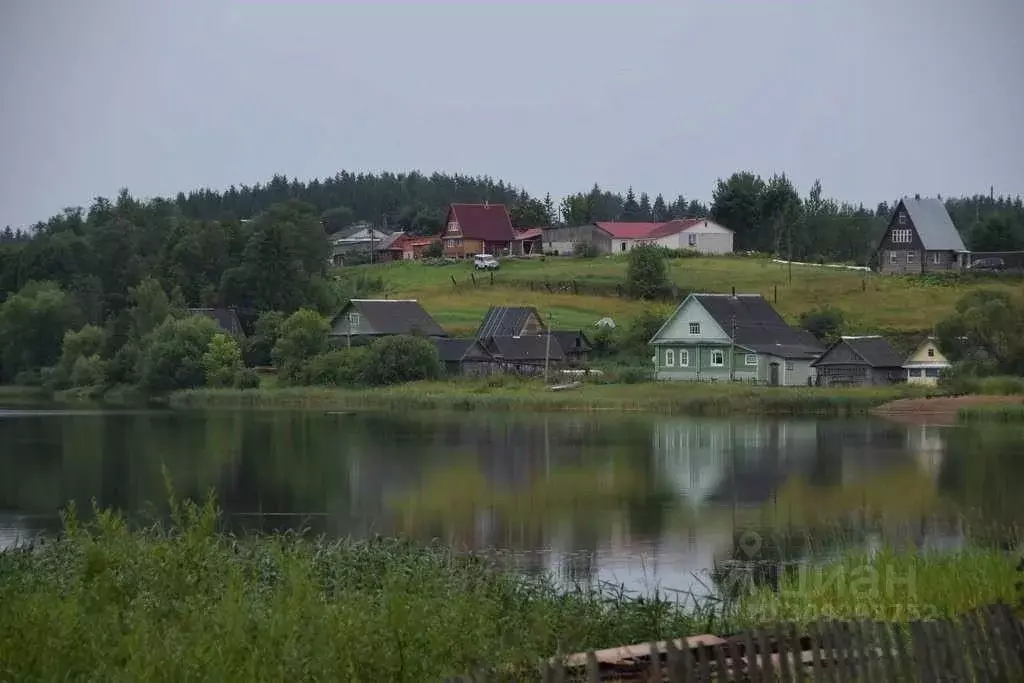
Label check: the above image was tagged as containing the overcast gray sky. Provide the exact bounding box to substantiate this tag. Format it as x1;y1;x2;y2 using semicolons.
1;0;1022;227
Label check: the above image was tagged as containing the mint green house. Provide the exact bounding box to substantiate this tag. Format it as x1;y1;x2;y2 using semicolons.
649;293;824;386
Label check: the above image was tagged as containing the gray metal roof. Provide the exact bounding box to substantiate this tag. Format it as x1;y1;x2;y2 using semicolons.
901;197;967;252
474;306;543;338
812;336;904;368
694;294;825;359
341;299;446;336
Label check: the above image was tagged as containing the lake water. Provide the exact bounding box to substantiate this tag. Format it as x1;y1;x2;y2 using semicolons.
2;405;1022;596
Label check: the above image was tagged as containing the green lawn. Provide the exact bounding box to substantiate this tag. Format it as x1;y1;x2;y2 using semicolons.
340;255;1016;335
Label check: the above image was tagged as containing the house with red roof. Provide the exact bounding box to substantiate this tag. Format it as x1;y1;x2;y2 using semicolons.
543;219;733;255
442;203;518;258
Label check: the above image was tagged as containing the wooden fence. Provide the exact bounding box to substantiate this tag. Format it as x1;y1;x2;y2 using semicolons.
445;601;1024;682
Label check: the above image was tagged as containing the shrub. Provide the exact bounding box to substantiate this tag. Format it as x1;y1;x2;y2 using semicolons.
234;368;261;390
106;342;141;386
69;354;105;388
137;316;222;392
361;335;442;386
272;308;330;383
422;240;443;258
624;245;669;299
572;241;598;258
798;306;845;343
203;334;244;388
300;348;369;386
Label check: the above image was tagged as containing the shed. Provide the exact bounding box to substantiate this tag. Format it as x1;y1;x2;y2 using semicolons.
811;336;906;387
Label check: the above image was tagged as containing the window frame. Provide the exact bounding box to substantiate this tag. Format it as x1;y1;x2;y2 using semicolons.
665;349;675;367
688;322;701;335
710;349;725;367
907;251;916;263
744;353;758;366
679;349;689;367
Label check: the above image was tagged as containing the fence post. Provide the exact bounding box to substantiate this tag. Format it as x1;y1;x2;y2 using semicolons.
470;272;476;287
451;275;458;288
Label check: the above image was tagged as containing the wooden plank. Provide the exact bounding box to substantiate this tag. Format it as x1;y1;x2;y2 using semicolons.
816;619;838;683
942;617;973;683
807;620;826;683
679;636;697;683
557;634;726;669
922;619;948;679
775;623;795;683
959;610;993;683
696;638;710;682
727;637;746;683
990;602;1024;676
585;651;600;683
712;641;729;682
743;630;762;683
648;641;661;683
756;628;775;681
663;635;685;683
981;604;1012;680
843;620;863;681
856;619;879;681
909;620;936;682
826;621;851;683
872;621;899;683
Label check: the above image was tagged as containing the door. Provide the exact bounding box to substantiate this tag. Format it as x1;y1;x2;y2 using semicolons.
769;362;780;386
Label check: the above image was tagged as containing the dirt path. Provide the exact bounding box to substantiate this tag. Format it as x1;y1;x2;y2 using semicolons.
870;394;1024;426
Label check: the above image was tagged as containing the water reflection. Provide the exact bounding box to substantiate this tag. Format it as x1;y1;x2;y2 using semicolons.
1;407;1021;592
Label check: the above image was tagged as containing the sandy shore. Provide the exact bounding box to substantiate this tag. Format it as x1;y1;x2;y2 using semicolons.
870;394;1024;426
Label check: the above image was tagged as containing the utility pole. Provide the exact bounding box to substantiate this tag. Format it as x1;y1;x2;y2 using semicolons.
787;217;793;286
730;310;736;382
544;311;553;385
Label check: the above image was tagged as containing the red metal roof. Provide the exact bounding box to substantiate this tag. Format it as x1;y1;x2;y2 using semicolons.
595;222;665;239
448;203;516;242
649;218;703;238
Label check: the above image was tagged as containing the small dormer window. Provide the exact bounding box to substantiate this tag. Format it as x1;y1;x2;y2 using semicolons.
689;322;700;335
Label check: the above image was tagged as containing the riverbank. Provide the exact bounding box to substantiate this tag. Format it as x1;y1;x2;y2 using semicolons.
1;499;1018;681
169;380;934;417
870;394;1024;426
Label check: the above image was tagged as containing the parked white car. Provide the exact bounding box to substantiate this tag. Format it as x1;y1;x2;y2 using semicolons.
474;254;500;270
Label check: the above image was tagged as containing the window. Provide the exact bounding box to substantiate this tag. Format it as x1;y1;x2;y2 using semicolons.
906;251;916;263
711;350;725;367
933;252;941;264
347;312;360;328
898;213;907;225
620;242;627;252
785;361;795;371
925;368;941;378
679;349;689;367
927;348;935;358
688;234;698;247
688;322;700;335
446;221;460;234
889;252;898;264
745;354;758;366
665;349;675;367
891;228;912;244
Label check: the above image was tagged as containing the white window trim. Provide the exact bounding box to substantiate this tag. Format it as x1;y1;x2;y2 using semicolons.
907;251;916;263
348;312;360;327
679;349;689;367
710;350;725;367
665;349;675;367
932;252;941;264
889;252;898;264
898;213;907;225
745;354;758;366
688;322;700;335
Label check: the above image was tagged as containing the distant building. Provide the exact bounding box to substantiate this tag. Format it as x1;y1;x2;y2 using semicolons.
811;336;906;387
649;293;823;386
442;203;517;258
903;336;951;386
328;299;446;345
542;219;733;256
875;197;968;275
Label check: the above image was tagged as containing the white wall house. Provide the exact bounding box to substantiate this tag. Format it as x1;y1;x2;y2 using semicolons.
653;219;734;255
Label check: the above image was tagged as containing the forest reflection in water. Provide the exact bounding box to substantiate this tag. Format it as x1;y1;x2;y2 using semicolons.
1;407;1021;594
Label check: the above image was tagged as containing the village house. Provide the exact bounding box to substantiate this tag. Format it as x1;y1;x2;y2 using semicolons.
432;338;495;376
478;335;565;376
474;305;591;364
903;336;951;386
811;336;906;387
442;203;517;258
513;227;543;255
328;299;446;346
187;307;245;338
328;223;403;266
389;234;440;260
542;219;733;255
875;196;968;275
648;293;824;386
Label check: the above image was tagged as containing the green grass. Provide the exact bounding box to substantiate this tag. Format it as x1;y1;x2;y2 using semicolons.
0;496;715;681
958;404;1024;423
732;548;1020;627
170;378;933;417
342;255;1020;335
2;496;1019;681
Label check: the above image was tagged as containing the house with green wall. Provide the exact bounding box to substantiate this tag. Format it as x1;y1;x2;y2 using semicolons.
648;293;825;386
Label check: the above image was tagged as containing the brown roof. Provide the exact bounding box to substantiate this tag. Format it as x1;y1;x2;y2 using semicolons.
448;204;517;242
595;222;664;239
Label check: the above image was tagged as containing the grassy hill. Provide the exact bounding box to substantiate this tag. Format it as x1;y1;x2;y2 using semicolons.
340;255;1017;336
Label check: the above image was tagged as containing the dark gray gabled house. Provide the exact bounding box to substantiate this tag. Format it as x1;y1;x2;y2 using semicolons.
474;305;590;365
811;336;906;387
432;338;495;376
876;197;968;275
479;335;565;375
329;299;446;346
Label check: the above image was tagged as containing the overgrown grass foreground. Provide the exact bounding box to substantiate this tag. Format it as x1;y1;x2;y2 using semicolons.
958;403;1024;423
170;378;931;417
0;497;711;681
2;497;1020;681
